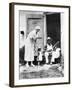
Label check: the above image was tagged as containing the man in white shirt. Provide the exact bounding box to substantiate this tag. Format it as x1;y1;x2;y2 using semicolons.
45;37;53;64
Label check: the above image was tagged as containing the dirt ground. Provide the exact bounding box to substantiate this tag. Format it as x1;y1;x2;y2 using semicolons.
19;64;64;79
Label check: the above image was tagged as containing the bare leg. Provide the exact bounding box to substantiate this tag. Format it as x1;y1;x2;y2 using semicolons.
45;52;49;64
31;61;35;67
25;61;29;67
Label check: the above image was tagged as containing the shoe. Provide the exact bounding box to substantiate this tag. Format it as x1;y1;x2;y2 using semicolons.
52;62;56;64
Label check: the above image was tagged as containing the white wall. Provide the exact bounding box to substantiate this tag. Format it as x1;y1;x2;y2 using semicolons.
60;14;63;56
0;0;72;90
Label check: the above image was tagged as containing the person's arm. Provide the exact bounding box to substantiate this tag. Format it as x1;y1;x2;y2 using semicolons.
29;32;36;42
35;33;42;40
30;36;42;42
36;37;42;40
31;37;36;42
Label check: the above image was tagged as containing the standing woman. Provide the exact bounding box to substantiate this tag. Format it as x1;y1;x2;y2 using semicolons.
24;26;41;67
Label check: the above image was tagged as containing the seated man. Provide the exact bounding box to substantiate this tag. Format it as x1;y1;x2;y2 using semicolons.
45;37;53;64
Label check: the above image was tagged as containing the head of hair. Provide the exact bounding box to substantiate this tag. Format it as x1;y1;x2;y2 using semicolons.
38;48;41;51
20;31;24;35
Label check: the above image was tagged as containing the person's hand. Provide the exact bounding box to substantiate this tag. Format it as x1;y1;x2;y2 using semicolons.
36;37;42;40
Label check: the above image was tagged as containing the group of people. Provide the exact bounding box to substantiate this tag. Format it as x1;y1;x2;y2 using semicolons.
19;26;61;67
37;37;61;65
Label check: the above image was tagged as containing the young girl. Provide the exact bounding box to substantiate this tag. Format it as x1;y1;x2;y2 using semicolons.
37;48;43;65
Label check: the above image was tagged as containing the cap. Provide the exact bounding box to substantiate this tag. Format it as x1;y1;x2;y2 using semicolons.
47;37;51;40
35;26;41;30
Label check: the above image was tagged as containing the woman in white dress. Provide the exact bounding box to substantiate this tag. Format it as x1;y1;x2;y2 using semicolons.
24;26;41;67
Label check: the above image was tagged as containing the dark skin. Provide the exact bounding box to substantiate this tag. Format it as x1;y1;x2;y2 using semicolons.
47;40;52;45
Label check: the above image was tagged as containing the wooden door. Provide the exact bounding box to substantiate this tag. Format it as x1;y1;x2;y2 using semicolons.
27;14;44;50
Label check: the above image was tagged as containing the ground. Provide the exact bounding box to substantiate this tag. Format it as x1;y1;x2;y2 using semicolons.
19;64;64;79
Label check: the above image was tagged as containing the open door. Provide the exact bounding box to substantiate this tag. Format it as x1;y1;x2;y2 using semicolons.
46;13;61;47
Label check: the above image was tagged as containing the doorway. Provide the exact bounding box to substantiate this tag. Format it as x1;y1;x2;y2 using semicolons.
46;13;61;47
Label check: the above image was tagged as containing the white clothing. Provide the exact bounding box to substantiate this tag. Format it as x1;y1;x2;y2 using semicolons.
45;52;49;63
47;44;53;51
51;48;60;62
20;34;24;48
38;52;42;61
24;30;38;61
45;44;53;63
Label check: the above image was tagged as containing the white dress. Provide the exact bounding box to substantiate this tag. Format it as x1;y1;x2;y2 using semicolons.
38;52;42;61
24;30;38;61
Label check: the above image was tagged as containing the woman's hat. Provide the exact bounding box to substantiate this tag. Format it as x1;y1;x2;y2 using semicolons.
35;26;41;30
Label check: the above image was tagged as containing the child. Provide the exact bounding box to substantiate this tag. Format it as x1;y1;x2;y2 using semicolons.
37;48;43;65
